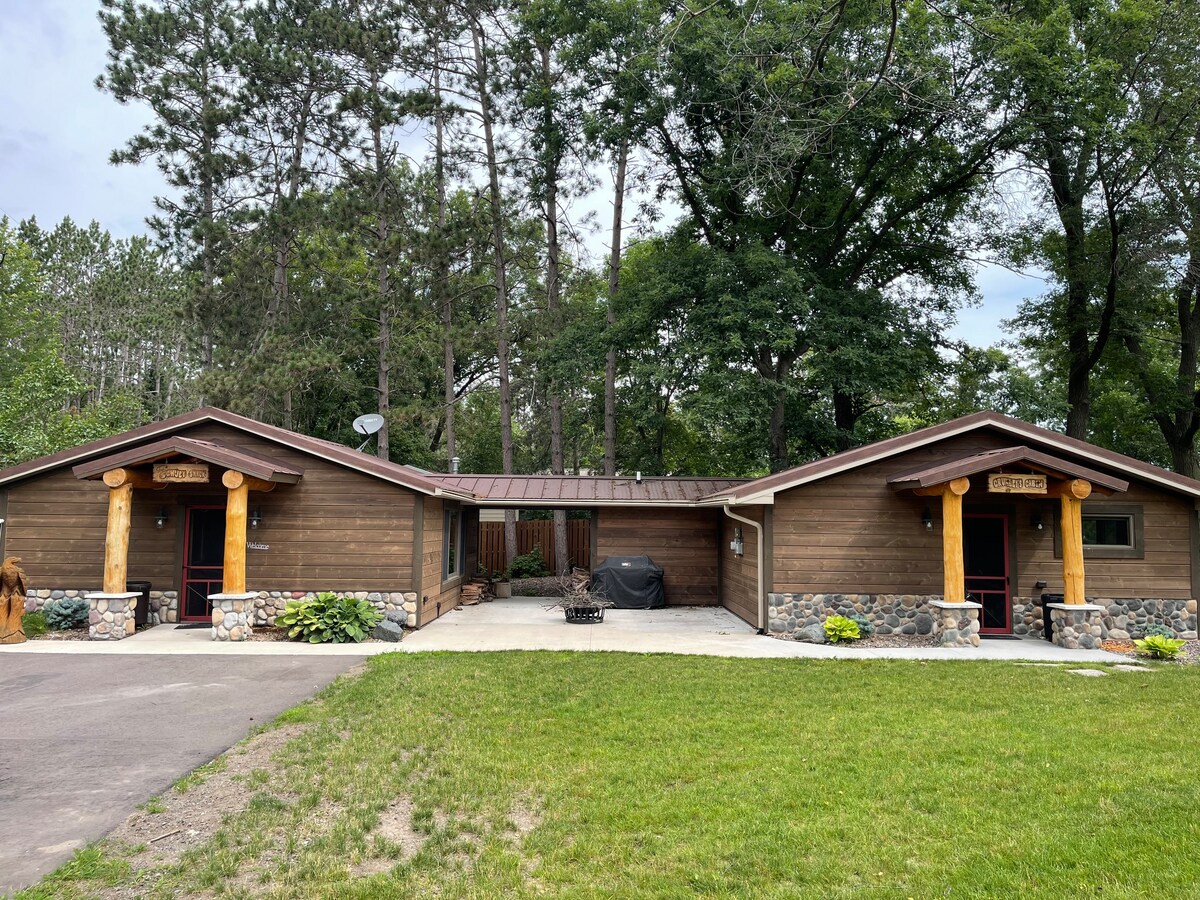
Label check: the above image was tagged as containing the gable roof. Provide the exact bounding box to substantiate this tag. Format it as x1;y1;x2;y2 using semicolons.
886;446;1129;494
71;436;304;484
704;411;1200;503
431;474;748;506
0;407;474;498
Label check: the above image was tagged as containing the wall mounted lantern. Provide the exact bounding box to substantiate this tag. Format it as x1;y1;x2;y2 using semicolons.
922;508;933;531
154;508;169;529
250;508;263;530
1031;511;1044;531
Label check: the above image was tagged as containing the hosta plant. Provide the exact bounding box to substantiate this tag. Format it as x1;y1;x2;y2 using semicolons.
823;614;861;643
276;592;382;644
1133;634;1186;660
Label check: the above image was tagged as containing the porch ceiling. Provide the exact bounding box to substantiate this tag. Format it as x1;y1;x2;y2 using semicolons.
887;445;1129;493
71;437;304;484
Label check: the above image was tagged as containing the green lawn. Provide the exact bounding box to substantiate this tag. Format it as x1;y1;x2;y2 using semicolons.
22;654;1200;898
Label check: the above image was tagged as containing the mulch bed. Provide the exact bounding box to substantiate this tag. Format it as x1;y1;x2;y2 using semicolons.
31;626;91;641
248;626;292;642
1103;638;1200;665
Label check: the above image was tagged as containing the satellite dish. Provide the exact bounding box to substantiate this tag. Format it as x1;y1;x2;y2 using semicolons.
352;413;385;436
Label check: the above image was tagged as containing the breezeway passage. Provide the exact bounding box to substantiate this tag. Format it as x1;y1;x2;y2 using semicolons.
0;654;360;895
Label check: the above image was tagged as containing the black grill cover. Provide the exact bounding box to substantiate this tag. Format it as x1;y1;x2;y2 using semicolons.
591;556;665;609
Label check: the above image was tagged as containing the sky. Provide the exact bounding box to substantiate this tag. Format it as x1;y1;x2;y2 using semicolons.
0;1;1044;348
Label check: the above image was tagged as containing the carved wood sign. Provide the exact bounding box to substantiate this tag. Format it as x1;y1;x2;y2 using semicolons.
987;473;1046;494
153;462;210;483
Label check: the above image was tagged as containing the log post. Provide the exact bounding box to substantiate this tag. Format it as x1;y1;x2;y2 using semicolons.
1060;478;1092;604
940;477;970;604
222;471;250;594
101;470;135;594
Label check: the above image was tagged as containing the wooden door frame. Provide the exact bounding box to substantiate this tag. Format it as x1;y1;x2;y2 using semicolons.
964;511;1011;634
181;504;225;622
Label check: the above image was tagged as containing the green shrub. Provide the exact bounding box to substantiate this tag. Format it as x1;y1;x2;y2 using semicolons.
276;592;382;644
45;597;90;630
23;610;48;637
1143;623;1176;640
848;613;875;637
507;545;550;580
823;614;861;643
1133;634;1186;660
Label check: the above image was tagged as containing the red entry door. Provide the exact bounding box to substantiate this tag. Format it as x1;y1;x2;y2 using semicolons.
182;507;225;621
964;514;1011;634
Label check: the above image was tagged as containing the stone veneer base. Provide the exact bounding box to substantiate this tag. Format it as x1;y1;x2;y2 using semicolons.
252;591;419;628
87;592;140;640
929;600;982;647
1046;603;1105;650
210;592;255;641
28;588;180;624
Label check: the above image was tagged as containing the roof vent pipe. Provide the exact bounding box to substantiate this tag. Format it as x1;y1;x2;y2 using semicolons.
450;456;460;475
636;471;642;484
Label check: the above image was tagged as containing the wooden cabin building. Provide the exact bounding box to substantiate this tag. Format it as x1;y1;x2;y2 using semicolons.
0;408;1196;647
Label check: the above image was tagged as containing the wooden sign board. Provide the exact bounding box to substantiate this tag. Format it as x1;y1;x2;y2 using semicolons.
987;473;1046;494
154;462;210;484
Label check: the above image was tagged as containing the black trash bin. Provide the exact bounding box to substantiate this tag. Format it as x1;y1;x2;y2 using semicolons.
591;556;665;609
126;580;152;627
1039;592;1063;643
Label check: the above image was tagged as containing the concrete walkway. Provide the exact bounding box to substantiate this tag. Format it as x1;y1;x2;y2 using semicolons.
403;598;1129;663
4;602;1128;662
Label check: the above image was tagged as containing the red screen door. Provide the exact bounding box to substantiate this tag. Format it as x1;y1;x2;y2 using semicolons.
964;513;1011;634
182;507;225;621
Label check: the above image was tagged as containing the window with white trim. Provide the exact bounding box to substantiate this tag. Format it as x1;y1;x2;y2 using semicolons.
444;508;462;579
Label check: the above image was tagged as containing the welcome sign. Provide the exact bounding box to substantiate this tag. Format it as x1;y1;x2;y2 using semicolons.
987;473;1047;494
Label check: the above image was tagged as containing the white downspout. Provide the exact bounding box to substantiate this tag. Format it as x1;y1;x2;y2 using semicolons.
723;504;766;633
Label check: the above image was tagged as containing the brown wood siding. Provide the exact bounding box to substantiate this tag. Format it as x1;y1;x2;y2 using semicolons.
595;507;719;605
5;422;419;593
420;497;462;624
720;508;761;625
771;430;1195;599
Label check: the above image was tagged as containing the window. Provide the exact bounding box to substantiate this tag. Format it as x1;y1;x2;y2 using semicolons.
1053;503;1143;559
444;508;462;579
1082;515;1133;548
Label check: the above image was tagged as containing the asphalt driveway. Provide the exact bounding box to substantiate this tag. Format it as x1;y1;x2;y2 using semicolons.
0;654;361;895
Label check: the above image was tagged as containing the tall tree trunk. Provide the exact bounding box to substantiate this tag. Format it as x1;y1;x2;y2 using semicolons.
768;394;788;473
541;44;569;575
434;61;454;464
370;73;391;460
471;20;517;565
603;142;628;477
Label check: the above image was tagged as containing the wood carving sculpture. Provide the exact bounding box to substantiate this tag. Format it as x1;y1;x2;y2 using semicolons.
1;556;29;644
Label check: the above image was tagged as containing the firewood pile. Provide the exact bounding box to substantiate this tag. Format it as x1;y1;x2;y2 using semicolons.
460;577;494;606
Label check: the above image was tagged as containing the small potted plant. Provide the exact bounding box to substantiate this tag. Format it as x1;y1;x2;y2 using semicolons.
493;571;512;599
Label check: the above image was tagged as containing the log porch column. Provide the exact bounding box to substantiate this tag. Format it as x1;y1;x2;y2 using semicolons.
917;476;971;603
100;467;157;593
220;471;275;594
1059;478;1092;604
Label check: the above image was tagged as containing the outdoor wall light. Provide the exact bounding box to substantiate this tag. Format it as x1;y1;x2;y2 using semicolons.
154;508;169;529
922;509;933;530
1031;511;1044;531
250;508;263;529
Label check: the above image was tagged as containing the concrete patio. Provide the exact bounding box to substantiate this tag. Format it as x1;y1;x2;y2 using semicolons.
402;598;1129;662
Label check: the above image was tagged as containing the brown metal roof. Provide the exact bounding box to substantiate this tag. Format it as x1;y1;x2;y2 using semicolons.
431;475;749;506
704;411;1200;502
71;436;304;484
0;407;471;497
887;446;1129;493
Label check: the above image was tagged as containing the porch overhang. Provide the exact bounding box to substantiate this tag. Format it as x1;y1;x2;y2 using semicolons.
71;436;304;484
887;446;1128;495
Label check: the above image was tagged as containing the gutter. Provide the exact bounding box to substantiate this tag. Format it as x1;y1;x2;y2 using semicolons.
722;504;766;634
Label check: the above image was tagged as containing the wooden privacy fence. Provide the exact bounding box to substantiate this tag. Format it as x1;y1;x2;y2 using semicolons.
479;519;591;575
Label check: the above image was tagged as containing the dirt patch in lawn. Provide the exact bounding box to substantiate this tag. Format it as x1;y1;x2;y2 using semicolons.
106;723;312;874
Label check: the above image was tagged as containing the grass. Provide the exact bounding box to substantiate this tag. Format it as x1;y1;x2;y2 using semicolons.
19;653;1200;898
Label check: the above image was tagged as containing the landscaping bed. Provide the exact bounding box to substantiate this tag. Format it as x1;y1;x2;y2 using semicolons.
22;653;1200;899
1102;638;1200;665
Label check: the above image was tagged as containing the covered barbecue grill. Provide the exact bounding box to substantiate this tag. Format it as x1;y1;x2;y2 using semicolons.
591;555;665;609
